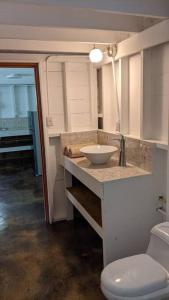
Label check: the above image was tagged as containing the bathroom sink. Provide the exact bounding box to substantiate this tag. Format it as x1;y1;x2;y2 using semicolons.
80;145;118;165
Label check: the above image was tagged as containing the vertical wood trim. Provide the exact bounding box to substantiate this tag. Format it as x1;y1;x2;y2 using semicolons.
34;64;49;223
89;63;98;129
63;62;71;132
167;109;169;220
119;57;129;134
140;51;144;139
141;49;152;140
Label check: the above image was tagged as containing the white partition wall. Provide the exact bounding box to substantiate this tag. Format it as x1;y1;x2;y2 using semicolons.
101;63;116;131
47;62;65;132
65;62;93;131
128;53;142;138
143;44;169;144
39;56;98;222
46;56;97;135
96;60;121;132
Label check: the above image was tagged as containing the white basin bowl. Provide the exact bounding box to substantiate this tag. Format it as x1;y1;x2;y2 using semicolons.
80;145;118;165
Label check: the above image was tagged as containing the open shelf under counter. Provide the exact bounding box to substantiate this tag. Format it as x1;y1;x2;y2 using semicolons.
63;155;161;266
66;183;103;239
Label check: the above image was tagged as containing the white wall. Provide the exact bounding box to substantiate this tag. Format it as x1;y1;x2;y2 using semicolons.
0;18;169;221
65;62;93;131
128;53;141;138
39;56;97;222
47;62;65;132
101;63;116;131
116;23;169;220
46;56;97;135
149;44;169;142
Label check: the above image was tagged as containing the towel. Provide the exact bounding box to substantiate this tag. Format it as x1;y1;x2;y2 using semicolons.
64;143;94;158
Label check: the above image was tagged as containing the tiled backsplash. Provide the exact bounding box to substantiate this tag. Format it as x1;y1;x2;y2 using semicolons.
60;130;98;150
60;130;154;172
0;118;29;130
98;131;154;172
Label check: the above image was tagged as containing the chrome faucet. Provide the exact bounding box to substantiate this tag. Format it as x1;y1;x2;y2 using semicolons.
112;134;126;167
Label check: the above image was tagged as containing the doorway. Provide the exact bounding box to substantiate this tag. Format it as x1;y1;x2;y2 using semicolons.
0;63;49;224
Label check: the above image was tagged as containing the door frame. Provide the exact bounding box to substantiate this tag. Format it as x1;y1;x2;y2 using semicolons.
0;62;49;223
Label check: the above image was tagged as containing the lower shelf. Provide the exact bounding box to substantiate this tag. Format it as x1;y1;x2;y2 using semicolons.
66;185;103;238
0;145;34;153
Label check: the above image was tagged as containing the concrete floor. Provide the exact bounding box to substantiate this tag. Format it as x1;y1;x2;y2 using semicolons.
0;160;105;300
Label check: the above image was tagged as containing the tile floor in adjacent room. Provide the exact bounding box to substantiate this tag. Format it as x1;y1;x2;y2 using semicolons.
0;159;105;300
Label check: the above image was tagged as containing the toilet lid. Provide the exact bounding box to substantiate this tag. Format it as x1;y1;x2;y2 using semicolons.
101;254;169;297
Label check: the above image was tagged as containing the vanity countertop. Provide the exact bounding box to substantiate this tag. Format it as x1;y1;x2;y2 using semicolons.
63;156;151;183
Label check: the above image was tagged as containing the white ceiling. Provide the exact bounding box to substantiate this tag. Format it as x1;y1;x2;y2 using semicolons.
0;25;131;44
2;0;169;18
0;0;166;45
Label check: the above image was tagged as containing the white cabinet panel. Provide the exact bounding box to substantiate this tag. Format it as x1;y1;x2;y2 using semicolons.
47;62;65;132
47;62;62;72
49;85;64;115
143;45;169;143
70;99;90;114
14;85;29;117
0;86;15;118
102;63;115;131
67;72;89;87
46;58;97;133
65;61;94;132
67;86;90;100
47;71;65;115
48;72;63;87
71;113;91;130
52;114;65;132
66;62;88;72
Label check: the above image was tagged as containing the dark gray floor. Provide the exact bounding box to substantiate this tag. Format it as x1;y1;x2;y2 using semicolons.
0;159;105;300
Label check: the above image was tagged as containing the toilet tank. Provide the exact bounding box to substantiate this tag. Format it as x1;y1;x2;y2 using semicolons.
147;222;169;272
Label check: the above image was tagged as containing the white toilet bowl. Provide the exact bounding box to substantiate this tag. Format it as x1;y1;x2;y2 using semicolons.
101;222;169;300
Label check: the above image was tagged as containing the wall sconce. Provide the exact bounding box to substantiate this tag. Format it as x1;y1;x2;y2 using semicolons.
89;44;117;63
89;46;103;63
107;45;118;58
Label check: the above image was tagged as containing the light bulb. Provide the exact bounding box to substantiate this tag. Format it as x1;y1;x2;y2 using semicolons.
89;48;103;63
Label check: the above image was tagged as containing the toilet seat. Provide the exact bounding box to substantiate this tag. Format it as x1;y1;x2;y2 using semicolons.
101;254;169;300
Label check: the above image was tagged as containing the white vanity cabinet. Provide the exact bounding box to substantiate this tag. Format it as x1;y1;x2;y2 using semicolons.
63;156;162;266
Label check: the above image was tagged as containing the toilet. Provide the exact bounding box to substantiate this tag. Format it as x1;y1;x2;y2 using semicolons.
101;222;169;300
